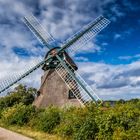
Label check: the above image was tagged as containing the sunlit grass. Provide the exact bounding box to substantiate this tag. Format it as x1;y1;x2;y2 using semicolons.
0;121;69;140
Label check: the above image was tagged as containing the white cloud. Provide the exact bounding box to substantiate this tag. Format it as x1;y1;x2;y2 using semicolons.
38;0;113;40
102;42;108;46
74;56;89;62
0;56;43;96
122;0;140;11
111;5;125;18
113;28;134;41
77;61;140;100
114;34;121;40
119;54;140;61
119;56;132;60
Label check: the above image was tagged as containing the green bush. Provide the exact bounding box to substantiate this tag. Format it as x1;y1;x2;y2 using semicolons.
55;107;89;138
0;93;21;110
31;106;61;133
96;111;117;139
73;116;98;140
96;102;140;139
112;125;140;140
0;85;36;111
1;103;35;126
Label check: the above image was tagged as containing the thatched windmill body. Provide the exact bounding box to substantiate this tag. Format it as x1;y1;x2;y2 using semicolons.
34;47;81;107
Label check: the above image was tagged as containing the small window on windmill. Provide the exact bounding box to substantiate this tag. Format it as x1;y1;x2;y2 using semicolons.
68;90;76;99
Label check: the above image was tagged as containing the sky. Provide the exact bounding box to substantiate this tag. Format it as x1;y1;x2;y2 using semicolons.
0;0;140;100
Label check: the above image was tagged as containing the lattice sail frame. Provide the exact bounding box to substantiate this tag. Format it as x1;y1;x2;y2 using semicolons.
55;59;102;106
23;14;55;49
0;58;49;94
62;15;110;55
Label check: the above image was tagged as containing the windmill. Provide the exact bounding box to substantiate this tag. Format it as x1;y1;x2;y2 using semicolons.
0;14;110;107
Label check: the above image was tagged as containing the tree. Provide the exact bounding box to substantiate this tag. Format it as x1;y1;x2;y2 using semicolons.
0;84;37;110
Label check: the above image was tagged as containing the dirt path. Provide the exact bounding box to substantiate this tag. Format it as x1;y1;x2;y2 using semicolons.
0;127;33;140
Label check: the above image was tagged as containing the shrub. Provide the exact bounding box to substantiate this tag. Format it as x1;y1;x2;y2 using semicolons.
1;103;35;126
96;111;116;139
0;84;36;111
96;102;140;139
55;107;89;138
32;106;61;133
73;116;98;140
0;94;22;110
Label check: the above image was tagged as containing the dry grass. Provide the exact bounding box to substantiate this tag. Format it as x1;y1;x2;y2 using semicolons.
0;121;69;140
8;126;64;140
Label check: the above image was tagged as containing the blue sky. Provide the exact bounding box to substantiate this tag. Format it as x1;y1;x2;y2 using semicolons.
0;0;140;100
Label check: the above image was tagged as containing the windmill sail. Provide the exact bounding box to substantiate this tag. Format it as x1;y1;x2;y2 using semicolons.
0;57;52;94
60;15;110;54
0;14;109;102
55;58;102;106
23;14;55;50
